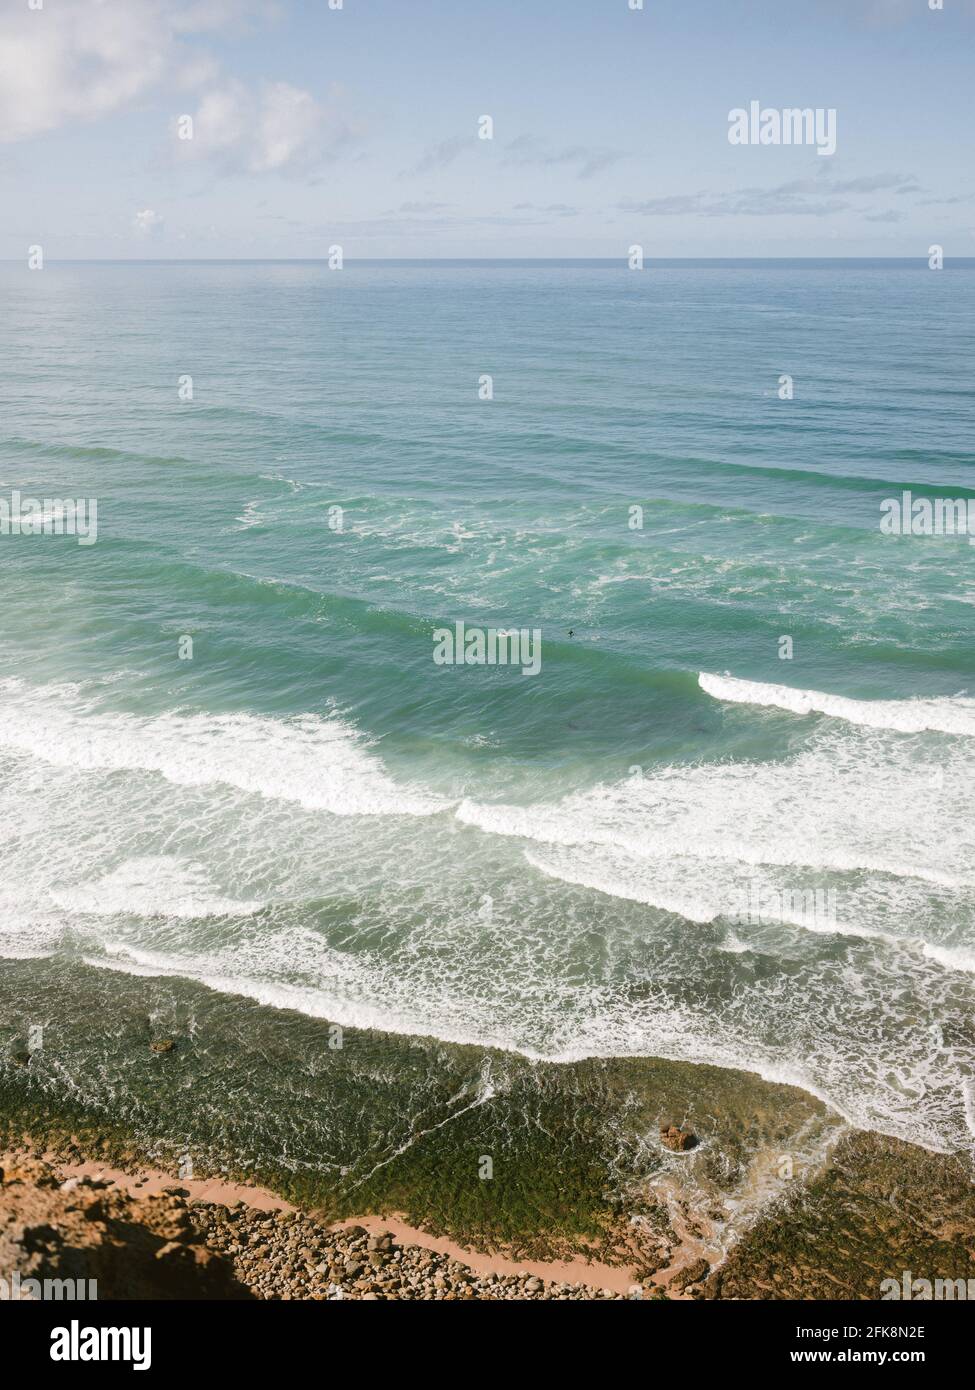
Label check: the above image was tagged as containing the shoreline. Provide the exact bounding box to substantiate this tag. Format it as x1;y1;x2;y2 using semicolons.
1;1148;654;1300
37;1153;652;1295
3;1097;973;1300
3;956;973;1300
1;955;830;1268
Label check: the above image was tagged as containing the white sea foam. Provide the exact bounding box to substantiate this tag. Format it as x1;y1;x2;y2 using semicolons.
963;1080;975;1142
52;857;264;920
920;941;975;975
1;677;973;1157
38;891;975;1155
458;730;975;892
0;679;445;817
699;672;975;737
716;932;750;954
527;847;975;974
76;932;967;1154
83;939;527;1055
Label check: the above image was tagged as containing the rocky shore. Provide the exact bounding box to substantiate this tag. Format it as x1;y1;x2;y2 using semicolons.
4;960;973;1303
0;1153;644;1300
0;1155;246;1300
192;1205;629;1300
4;1129;973;1301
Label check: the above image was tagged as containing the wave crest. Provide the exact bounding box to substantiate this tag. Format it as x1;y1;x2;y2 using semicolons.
699;672;975;737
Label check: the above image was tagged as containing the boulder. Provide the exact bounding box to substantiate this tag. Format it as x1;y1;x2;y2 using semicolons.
660;1125;697;1152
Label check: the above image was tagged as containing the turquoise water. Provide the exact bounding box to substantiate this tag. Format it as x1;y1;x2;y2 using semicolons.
1;260;973;1156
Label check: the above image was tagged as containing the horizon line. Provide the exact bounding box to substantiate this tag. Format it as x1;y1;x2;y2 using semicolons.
3;255;973;266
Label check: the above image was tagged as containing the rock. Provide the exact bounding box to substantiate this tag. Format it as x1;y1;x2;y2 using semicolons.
1;1158;60;1189
0;1164;250;1299
150;1038;175;1054
155;1240;185;1260
0;1153;669;1302
670;1257;710;1292
660;1125;697;1152
10;1050;31;1067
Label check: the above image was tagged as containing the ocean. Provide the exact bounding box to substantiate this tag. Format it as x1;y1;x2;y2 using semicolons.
1;259;973;1206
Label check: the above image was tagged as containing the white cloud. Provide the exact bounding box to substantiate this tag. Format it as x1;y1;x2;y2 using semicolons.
0;1;165;142
254;82;327;173
133;208;165;234
0;0;273;143
178;80;347;175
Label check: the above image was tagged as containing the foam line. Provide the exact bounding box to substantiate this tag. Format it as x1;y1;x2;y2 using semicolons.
699;672;975;737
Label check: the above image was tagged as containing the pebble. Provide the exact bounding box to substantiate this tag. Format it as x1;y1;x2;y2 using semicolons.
182;1206;628;1301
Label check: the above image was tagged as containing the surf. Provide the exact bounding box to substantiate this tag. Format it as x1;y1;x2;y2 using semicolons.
699;672;975;737
0;678;445;818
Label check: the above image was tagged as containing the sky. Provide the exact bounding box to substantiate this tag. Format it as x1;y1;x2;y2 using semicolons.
0;0;973;259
